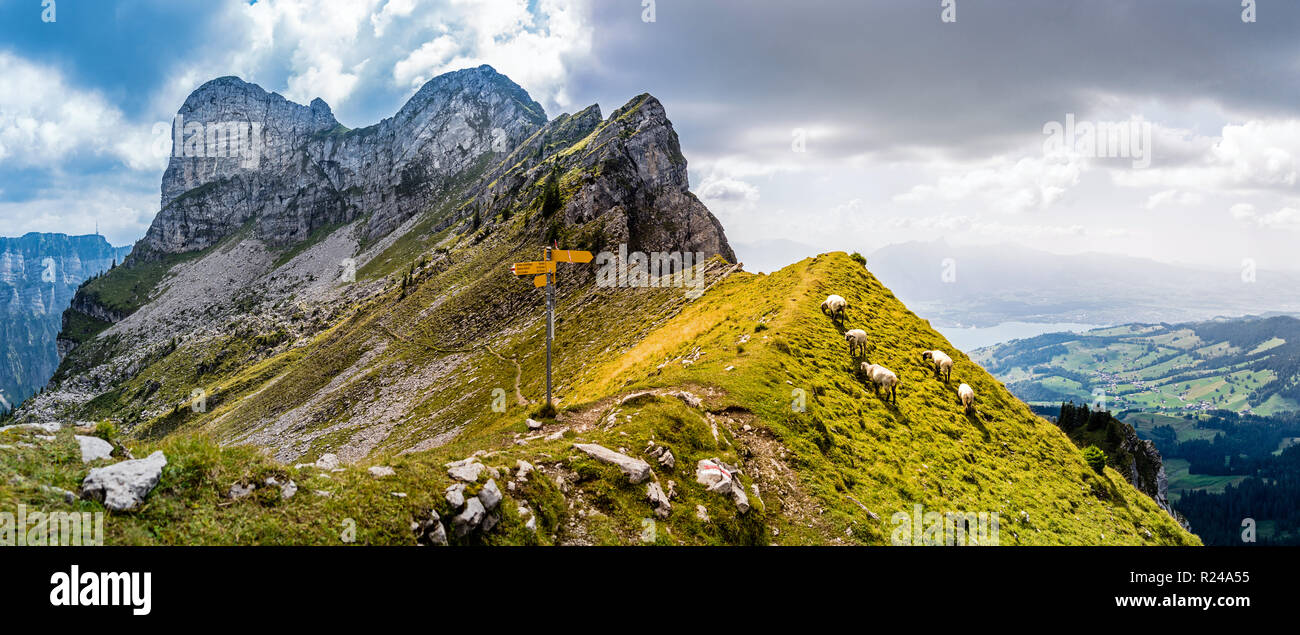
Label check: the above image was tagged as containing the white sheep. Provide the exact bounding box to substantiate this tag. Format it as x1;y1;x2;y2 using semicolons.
958;383;976;413
860;362;900;404
820;294;847;320
844;329;869;357
921;350;954;383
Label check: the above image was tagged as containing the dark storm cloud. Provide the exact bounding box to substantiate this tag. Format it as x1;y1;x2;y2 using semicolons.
569;0;1300;161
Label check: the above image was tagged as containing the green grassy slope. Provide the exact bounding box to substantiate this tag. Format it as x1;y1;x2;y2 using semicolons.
2;253;1196;545
565;253;1197;545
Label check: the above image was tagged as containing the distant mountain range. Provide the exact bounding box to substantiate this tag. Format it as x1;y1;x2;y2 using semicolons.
0;233;131;409
867;239;1300;328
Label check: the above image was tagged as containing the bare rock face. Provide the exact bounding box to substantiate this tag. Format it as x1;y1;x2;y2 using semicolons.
145;65;547;257
563;95;734;260
475;95;735;261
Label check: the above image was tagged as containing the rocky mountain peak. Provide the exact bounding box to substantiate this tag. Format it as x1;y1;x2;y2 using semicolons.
143;66;552;258
159;75;340;213
396;64;546;126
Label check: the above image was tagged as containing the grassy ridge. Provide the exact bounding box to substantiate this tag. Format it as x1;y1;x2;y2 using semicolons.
0;252;1196;545
567;253;1198;545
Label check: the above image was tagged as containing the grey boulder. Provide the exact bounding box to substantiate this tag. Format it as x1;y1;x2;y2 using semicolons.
75;435;114;463
81;451;168;511
573;443;652;484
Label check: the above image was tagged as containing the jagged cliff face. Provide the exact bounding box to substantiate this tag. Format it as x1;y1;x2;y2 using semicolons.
1117;422;1191;530
0;234;130;409
1052;404;1190;531
146;66;548;256
471;96;734;260
19;66;734;432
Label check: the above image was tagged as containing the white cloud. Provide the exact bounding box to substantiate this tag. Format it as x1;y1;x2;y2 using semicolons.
0;52;132;168
1143;189;1203;210
1229;202;1257;221
697;175;759;205
894;153;1085;214
1114;119;1300;192
1258;207;1300;230
240;0;377;107
392;0;592;110
371;0;418;37
887;213;1093;240
1231;203;1300;231
285;57;366;108
393;35;462;88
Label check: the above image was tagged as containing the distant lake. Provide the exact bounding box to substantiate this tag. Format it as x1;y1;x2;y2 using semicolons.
936;321;1106;352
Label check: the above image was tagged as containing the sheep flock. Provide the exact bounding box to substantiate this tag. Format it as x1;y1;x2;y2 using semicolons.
822;294;975;415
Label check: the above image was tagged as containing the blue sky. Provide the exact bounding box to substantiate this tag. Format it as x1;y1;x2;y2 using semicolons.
2;0;1300;274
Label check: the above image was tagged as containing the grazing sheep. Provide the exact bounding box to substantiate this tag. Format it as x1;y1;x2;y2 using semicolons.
921;350;954;382
958;383;976;413
820;294;847;320
845;329;869;357
860;362;900;404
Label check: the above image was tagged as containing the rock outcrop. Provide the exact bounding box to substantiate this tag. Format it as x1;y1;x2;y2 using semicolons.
1053;403;1190;530
472;95;735;261
574;443;653;484
80;451;168;511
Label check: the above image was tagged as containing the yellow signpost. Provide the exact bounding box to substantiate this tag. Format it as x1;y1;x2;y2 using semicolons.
550;249;594;263
510;260;556;276
510;247;594;409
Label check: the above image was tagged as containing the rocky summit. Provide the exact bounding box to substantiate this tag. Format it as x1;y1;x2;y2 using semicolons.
0;67;1193;546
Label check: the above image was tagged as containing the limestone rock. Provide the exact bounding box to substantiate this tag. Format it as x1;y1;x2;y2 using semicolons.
81;451;167;511
516;459;535;480
647;481;671;519
645;440;676;471
478;479;503;511
695;458;749;513
445;483;466;509
446;457;485;482
574;443;652;484
228;482;255;500
453;497;486;537
75;435;114;463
